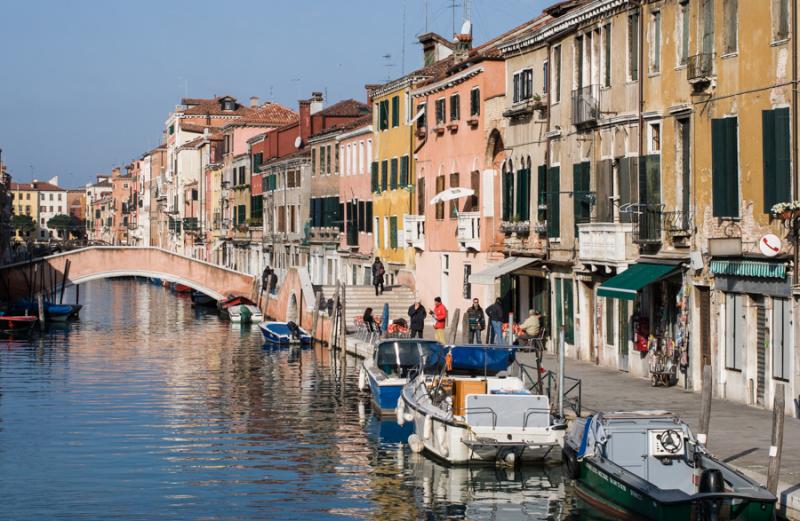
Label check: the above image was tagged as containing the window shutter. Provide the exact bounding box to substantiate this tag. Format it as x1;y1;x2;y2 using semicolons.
547;167;560;238
371;161;379;192
712;118;739;217
515;170;525;220
390;216;398;248
763;108;791;213
417;177;426;214
391;96;399;127
365;201;373;229
537;164;547;223
573;162;591;229
762;110;776;212
381;160;388;191
400;156;409;186
390;158;398;189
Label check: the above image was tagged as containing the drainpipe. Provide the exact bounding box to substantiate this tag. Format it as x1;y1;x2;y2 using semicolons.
793;0;798;285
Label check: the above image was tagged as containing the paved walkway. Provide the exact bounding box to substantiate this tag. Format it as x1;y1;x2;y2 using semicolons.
530;351;800;519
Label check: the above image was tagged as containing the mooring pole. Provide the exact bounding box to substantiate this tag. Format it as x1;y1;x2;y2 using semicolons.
558;325;565;418
310;291;322;344
507;312;515;345
37;293;45;331
449;308;461;344
339;283;348;364
75;283;80;305
698;365;713;446
767;384;785;495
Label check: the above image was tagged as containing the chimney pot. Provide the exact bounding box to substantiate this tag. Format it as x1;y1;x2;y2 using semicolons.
250;96;259;108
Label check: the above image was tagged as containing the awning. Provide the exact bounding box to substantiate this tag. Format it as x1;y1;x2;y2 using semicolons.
710;259;785;279
597;263;679;301
469;257;541;285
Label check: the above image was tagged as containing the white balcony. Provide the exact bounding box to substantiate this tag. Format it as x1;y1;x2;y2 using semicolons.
578;222;636;265
457;212;481;251
404;215;425;250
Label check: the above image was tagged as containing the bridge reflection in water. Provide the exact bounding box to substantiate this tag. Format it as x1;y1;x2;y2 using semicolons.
0;279;604;520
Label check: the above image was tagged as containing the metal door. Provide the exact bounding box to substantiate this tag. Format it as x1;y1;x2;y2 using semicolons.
699;287;711;366
755;297;766;406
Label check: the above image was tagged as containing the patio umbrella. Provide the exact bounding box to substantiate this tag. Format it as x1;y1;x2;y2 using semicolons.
381;302;390;335
429;187;475;205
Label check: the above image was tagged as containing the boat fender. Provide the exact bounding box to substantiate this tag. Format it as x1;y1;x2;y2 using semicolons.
408;434;423;453
403;411;414;423
423;415;433;440
358;368;367;392
435;422;448;454
562;446;580;480
396;400;406;426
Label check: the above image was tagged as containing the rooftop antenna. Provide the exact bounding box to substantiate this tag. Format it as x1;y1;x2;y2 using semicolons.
463;0;470;23
424;0;429;32
448;1;460;38
401;0;407;75
382;54;395;81
290;78;301;100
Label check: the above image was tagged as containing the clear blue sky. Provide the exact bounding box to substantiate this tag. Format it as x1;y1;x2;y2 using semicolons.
0;0;549;188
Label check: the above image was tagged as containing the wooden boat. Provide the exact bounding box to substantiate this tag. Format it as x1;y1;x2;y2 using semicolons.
258;321;311;345
190;290;216;307
358;339;441;415
0;314;37;333
399;344;565;465
173;283;192;293
218;295;263;324
563;411;776;521
12;299;75;322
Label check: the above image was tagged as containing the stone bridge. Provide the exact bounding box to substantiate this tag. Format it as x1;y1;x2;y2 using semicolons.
0;246;257;303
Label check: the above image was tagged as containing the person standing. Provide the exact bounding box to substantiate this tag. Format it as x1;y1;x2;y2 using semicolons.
408;301;426;338
371;257;385;296
485;298;505;344
465;298;485;344
431;297;447;344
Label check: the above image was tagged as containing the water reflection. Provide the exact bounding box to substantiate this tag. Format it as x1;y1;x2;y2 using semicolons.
0;279;605;520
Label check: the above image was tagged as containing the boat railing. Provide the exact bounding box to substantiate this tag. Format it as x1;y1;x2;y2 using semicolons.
464;407;498;429
518;364;582;417
522;408;549;430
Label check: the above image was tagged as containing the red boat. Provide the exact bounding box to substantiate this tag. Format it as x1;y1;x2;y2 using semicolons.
174;283;193;293
0;315;37;334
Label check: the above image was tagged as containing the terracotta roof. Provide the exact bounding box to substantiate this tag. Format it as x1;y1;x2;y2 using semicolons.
236;102;298;126
11;181;65;191
181;96;252;117
317;99;370;117
310;112;373;140
180;123;213;134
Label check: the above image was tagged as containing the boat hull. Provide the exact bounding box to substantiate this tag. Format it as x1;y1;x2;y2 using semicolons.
366;371;404;415
258;322;310;344
0;316;37;334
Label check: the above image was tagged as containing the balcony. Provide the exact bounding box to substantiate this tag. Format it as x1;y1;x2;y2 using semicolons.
308;226;340;244
632;205;663;245
687;53;714;83
663;209;693;247
500;220;530;235
577;222;636;265
571;85;599;127
403;215;425;250
456;212;480;251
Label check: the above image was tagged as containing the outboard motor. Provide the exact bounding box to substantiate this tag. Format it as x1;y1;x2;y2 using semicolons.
287;321;300;340
698;468;724;521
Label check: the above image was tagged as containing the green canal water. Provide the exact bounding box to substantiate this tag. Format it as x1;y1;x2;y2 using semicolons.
0;279;611;520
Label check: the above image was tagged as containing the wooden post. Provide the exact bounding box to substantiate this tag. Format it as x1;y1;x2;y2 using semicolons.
37;293;45;330
449;308;461;344
310;291;322;343
507;312;515;345
328;284;341;351
59;259;70;305
558;325;565;418
698;365;713;446
75;283;80;305
339;283;348;363
767;384;785;495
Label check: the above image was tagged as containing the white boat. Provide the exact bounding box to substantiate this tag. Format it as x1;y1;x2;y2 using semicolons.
397;344;565;465
218;295;263;324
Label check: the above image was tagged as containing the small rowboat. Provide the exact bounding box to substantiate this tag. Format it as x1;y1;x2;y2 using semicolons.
0;314;37;334
258;321;311;345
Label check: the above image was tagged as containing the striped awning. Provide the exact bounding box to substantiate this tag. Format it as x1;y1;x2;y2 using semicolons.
709;260;785;279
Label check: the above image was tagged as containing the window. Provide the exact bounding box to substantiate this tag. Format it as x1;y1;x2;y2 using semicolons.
470;88;480;117
628;12;639;81
725;293;745;371
449;172;459;217
516;164;531;221
650;10;661;74
390;158;398;189
417;102;427;129
449;94;460;121
543;61;549;94
711;117;740;217
773;0;790;41
553;46;561;103
371;162;379;192
417;177;426;214
391;96;400;127
648;122;661;153
379;100;390;130
763;108;791;213
328;144;333;174
435;98;446;125
389;216;398;248
380;160;388;191
547;166;560;238
513;69;533;103
435;174;445;219
723;0;738;54
678;1;690;66
773;298;791;380
400;156;409;186
502;163;515;221
536;166;547;225
603;24;611;87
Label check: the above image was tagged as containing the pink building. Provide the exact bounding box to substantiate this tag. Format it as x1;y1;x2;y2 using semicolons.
336;116;374;285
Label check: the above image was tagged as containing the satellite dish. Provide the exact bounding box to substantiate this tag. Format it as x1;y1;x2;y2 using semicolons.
294;136;303;149
460;20;472;36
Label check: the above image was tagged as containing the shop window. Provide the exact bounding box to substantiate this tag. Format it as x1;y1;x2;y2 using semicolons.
725;293;745;371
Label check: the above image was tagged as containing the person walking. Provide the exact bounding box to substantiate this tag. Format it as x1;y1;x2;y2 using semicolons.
431;297;447;344
371;257;385;296
407;300;426;339
485;298;505;344
465;298;485;344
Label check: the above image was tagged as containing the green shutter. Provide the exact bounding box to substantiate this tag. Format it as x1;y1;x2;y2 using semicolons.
763;108;791;213
537;165;547;223
712;118;740;217
502;172;510;221
381;160;388;191
573;162;591;231
516;169;531;220
547;167;560;238
390;216;398;248
371;162;379;192
564;278;574;344
390;158;398;189
400;156;409;186
391;96;399;127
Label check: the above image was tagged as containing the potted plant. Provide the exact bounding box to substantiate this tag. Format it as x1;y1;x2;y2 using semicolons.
771;201;800;220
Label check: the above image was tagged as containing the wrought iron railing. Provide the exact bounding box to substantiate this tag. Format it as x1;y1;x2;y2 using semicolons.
571;85;599;126
687;53;714;82
663;209;693;236
633;205;663;244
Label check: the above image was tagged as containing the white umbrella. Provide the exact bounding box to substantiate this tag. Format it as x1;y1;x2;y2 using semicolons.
429;187;475;205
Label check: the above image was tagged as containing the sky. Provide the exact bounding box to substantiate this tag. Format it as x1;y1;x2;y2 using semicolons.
0;0;549;188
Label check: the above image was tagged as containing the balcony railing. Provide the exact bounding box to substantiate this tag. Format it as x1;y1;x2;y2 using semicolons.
308;226;340;244
571;85;599;127
663;209;693;237
630;205;663;245
403;215;425;249
688;53;714;82
577;222;636;264
457;212;480;250
500;220;530;235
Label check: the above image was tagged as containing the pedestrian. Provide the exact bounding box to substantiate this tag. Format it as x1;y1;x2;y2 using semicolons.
407;300;426;338
465;298;486;344
517;309;542;342
485;298;505;344
371;257;385;296
363;307;378;333
430;297;448;344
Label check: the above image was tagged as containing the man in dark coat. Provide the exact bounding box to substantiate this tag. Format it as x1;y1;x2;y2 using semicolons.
407;300;426;338
465;298;486;344
485;298;505;344
371;257;385;296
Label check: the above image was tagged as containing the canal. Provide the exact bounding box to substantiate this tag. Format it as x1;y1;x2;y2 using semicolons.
0;279;608;520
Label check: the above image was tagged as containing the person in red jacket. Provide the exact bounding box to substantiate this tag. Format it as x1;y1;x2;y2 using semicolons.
430;296;448;344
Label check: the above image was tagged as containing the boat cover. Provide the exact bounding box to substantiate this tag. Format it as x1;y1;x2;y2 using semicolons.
567;415;607;458
444;345;516;375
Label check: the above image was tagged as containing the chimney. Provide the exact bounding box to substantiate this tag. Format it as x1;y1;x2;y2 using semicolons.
250;96;259;108
310;91;324;115
454;21;473;61
299;99;312;144
418;32;454;66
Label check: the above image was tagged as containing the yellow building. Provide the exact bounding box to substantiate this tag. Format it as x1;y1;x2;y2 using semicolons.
10;182;40;242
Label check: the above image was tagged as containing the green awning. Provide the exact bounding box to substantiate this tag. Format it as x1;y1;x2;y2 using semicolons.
598;263;679;301
710;260;785;279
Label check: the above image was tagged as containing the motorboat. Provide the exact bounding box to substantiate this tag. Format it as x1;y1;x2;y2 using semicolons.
398;344;566;465
190;290;216;307
12;299;77;322
563;411;776;521
258;321;311;345
218;295;263;324
0;313;37;334
358;339;441;415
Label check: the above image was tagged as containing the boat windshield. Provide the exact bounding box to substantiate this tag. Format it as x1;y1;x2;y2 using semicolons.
375;341;441;378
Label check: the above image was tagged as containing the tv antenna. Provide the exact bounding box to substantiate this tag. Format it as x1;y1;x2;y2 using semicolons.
382;54;396;80
447;1;460;38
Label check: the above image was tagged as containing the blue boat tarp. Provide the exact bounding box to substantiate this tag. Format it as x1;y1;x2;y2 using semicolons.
427;345;516;375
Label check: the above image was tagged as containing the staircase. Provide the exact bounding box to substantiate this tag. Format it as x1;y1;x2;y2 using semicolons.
319;285;417;326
